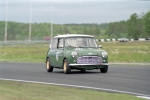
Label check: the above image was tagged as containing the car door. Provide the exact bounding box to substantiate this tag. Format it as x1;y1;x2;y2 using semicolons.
49;38;58;67
55;38;64;67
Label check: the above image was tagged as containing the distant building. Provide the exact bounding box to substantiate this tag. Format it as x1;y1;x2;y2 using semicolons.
44;36;51;41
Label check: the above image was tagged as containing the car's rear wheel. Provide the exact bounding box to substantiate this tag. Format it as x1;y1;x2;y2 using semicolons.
100;65;108;73
63;59;71;74
46;58;53;72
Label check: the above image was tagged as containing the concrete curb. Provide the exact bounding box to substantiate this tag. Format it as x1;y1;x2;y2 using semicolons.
98;38;150;42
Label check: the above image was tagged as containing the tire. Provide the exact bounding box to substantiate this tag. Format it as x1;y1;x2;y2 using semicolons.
100;65;108;73
80;69;86;72
63;59;71;74
46;58;53;72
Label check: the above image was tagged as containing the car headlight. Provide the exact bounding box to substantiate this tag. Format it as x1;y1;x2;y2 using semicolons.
71;51;78;58
102;51;108;58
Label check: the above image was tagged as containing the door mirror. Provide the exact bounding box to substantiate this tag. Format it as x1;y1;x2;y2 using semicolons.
59;45;64;49
99;45;102;48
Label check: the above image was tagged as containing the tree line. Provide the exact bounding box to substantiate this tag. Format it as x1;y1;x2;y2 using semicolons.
0;22;109;41
105;11;150;39
0;11;149;41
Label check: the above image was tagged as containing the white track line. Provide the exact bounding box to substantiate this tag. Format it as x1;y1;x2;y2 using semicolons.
0;78;150;99
137;96;150;100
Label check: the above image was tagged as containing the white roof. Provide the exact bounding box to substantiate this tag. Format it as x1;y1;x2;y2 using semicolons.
53;34;94;38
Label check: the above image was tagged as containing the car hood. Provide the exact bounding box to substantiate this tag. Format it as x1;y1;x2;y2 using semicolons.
66;47;104;56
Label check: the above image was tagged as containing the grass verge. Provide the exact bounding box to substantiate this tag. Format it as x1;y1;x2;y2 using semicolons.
0;80;146;100
0;41;150;63
100;41;150;63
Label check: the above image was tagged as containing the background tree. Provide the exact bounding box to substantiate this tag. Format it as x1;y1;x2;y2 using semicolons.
144;11;150;38
127;13;139;38
0;11;150;41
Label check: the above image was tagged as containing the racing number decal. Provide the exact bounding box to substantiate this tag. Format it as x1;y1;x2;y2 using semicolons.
56;52;59;61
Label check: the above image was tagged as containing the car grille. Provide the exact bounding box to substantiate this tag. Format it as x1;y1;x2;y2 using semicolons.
77;56;102;64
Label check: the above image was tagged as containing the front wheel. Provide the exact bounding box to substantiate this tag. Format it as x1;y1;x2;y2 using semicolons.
100;65;108;73
80;69;86;72
46;58;53;72
63;59;71;74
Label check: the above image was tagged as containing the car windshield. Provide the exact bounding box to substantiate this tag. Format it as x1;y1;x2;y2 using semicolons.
65;37;98;48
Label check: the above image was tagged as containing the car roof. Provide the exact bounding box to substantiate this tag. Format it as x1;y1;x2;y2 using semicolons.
53;34;94;38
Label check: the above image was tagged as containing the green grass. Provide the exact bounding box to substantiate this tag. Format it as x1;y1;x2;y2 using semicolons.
100;41;150;63
0;43;48;62
0;41;150;63
0;80;146;100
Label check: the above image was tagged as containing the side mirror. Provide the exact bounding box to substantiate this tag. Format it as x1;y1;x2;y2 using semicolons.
59;45;64;48
99;45;102;48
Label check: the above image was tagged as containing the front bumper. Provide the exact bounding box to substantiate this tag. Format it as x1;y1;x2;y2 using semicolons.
69;63;108;66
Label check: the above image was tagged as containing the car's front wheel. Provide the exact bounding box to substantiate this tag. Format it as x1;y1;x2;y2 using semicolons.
100;65;108;73
80;69;86;72
46;58;53;72
63;59;71;74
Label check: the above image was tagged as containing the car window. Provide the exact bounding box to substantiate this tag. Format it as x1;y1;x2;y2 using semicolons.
51;38;58;49
65;38;77;47
87;38;98;47
58;38;64;49
65;37;98;48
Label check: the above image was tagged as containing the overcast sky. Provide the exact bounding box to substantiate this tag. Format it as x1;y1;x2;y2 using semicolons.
0;0;150;24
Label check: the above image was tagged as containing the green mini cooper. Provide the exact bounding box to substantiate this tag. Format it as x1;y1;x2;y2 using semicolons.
46;34;108;74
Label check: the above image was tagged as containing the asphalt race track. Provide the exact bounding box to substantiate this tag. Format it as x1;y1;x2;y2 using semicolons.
0;62;150;97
